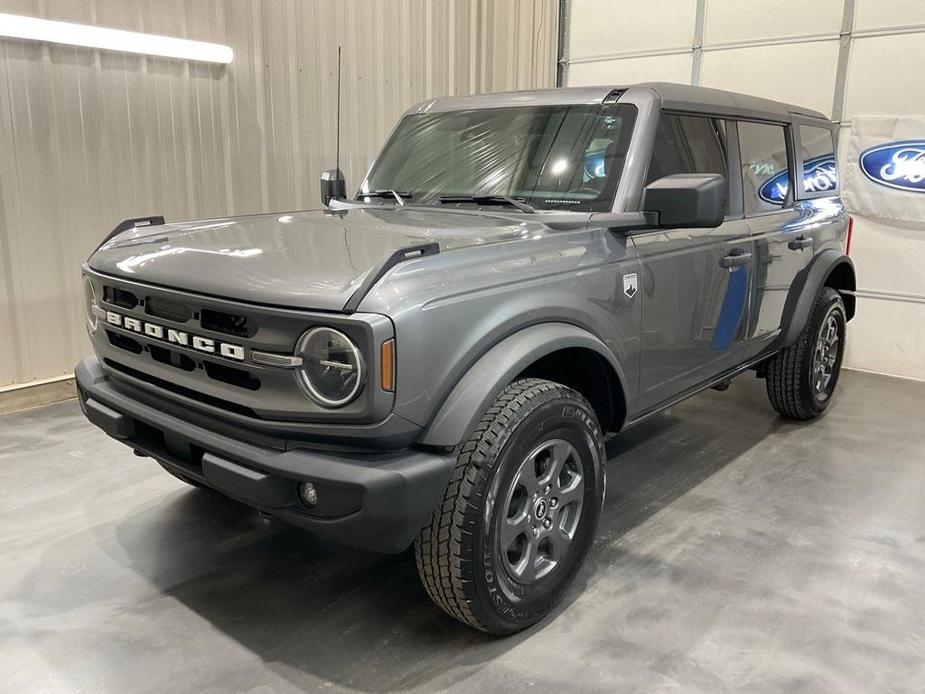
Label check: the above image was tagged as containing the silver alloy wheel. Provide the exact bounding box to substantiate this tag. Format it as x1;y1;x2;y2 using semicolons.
812;310;840;398
500;438;585;584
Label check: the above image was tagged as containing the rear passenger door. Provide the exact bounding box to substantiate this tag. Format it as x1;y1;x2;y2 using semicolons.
633;114;753;413
739;121;813;356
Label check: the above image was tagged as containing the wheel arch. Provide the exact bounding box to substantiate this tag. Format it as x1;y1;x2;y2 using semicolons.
823;258;856;320
418;323;628;448
780;250;855;348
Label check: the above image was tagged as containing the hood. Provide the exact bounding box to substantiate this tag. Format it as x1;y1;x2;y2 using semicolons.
88;207;536;311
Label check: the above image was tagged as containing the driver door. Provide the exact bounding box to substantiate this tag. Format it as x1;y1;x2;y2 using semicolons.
634;114;753;413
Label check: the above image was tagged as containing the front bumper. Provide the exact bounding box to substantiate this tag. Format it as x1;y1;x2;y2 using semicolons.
75;357;454;553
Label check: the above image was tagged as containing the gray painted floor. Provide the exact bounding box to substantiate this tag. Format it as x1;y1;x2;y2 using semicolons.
1;370;924;693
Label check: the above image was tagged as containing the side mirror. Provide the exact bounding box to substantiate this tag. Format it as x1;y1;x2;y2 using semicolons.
320;168;347;207
642;173;726;229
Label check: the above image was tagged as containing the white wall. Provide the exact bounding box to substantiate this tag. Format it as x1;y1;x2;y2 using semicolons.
565;0;925;381
0;0;559;390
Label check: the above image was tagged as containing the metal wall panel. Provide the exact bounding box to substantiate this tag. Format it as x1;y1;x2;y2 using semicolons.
0;0;558;388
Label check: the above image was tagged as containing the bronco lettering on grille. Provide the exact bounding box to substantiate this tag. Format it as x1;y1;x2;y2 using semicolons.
105;311;245;361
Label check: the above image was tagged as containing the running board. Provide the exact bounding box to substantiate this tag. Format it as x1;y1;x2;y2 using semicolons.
623;353;771;430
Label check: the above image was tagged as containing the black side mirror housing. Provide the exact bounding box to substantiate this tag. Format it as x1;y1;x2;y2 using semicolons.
320;168;347;207
642;173;726;229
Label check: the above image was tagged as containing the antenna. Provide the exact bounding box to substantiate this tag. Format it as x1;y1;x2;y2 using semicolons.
321;45;347;206
335;45;342;177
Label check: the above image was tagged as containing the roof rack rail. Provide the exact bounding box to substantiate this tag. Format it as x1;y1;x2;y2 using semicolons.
602;89;626;103
343;242;440;314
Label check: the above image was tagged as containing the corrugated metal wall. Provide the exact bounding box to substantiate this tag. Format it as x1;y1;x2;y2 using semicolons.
0;0;558;389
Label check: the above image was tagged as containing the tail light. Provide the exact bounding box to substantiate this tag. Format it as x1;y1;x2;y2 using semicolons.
846;216;854;256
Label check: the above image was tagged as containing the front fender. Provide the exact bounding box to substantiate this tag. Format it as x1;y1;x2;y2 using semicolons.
418;322;627;448
779;249;856;348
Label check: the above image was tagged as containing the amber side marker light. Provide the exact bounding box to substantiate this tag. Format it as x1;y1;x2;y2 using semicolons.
380;339;395;392
846;215;854;256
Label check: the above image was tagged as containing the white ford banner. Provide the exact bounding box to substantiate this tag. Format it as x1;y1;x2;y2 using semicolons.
843;116;925;227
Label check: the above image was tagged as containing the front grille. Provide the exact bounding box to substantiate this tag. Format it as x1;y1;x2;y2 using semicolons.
87;271;388;425
104;359;259;418
107;333;261;391
98;279;269;393
103;284;254;338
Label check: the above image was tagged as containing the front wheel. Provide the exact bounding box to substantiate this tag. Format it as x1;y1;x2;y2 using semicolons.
414;378;606;634
765;286;847;420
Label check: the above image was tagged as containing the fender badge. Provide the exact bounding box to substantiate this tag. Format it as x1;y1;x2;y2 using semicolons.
623;273;638;299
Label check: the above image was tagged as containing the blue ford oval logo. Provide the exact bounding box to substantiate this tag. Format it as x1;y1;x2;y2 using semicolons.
584;150;606;179
859;140;925;192
758;154;838;204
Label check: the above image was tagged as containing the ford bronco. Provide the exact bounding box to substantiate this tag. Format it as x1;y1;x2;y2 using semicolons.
77;83;855;634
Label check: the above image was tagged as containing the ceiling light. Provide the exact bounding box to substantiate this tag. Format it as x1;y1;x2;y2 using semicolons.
0;12;233;64
550;159;569;175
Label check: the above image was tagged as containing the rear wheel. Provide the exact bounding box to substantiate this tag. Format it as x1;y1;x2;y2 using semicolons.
415;378;606;634
765;286;846;420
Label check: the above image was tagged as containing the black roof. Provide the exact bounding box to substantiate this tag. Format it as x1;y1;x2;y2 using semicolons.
412;82;831;124
638;82;830;122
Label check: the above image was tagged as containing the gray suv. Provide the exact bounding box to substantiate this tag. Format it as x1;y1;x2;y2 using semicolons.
76;83;855;634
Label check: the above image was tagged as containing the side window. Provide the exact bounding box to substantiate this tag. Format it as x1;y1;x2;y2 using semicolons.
647;114;727;181
739;121;791;215
647;114;728;214
799;125;838;196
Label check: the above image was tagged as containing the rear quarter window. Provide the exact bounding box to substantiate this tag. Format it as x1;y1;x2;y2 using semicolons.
799;125;839;197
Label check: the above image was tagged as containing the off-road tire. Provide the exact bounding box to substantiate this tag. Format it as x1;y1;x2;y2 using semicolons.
765;286;846;420
414;378;606;635
157;461;209;489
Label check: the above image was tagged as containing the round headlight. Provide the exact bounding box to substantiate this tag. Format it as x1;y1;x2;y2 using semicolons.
296;327;364;407
83;276;98;334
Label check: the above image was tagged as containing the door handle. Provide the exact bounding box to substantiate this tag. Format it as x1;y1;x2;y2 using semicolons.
720;250;752;268
788;235;813;251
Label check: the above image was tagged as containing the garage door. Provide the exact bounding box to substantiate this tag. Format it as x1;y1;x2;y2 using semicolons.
562;0;925;381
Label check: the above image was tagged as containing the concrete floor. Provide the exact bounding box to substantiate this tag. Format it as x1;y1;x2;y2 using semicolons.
1;370;924;693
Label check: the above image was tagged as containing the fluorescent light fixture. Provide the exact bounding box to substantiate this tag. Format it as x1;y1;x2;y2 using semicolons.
0;12;233;64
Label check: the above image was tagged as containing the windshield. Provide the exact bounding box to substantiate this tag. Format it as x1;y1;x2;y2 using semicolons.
361;103;637;212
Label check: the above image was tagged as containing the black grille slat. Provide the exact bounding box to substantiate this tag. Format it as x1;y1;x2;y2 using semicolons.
104;359;258;417
103;286;139;309
204;361;261;390
149;344;196;371
107;330;142;354
200;308;256;338
146;296;192;323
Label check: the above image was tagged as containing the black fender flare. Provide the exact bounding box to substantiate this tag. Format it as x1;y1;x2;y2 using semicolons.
418;322;628;448
779;249;856;348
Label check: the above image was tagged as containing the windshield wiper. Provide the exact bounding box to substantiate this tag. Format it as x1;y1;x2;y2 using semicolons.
438;195;536;213
357;190;412;206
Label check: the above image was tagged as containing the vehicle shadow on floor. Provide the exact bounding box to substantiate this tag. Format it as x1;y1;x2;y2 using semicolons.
106;377;784;692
